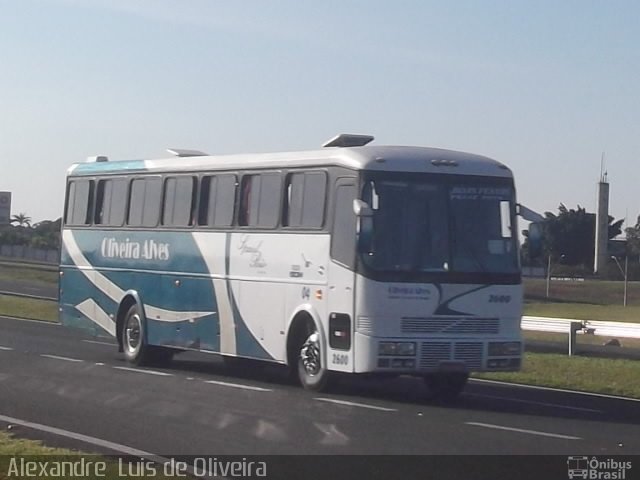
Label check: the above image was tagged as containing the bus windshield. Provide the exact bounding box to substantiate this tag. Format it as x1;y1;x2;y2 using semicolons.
360;173;518;275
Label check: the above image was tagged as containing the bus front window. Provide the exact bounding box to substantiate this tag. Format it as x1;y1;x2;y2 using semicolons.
362;179;449;272
361;174;518;275
449;185;517;274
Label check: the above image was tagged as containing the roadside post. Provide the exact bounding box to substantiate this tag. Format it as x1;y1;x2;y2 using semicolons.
569;322;582;356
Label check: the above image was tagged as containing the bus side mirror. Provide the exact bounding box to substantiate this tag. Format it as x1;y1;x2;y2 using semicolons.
527;222;543;259
353;200;374;254
353;199;373;217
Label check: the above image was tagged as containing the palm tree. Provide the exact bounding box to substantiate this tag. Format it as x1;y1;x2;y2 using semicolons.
10;213;32;228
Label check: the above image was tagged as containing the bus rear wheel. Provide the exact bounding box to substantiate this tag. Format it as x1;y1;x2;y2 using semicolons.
297;329;330;391
122;304;156;365
423;372;469;402
121;305;175;366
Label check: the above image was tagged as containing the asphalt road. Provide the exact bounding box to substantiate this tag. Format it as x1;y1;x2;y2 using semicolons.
1;315;640;462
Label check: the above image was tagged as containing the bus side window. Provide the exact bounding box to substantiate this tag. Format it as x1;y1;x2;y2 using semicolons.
215;175;236;226
238;175;255;226
65;179;94;226
199;176;216;226
128;177;161;227
94;178;127;226
331;182;357;268
94;180;107;225
284;171;326;228
257;173;282;228
199;174;236;227
162;176;195;227
239;173;281;228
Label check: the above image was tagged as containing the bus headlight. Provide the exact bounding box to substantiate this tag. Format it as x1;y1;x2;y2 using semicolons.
378;342;416;356
488;342;521;356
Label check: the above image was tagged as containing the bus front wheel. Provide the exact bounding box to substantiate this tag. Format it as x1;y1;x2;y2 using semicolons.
297;330;329;391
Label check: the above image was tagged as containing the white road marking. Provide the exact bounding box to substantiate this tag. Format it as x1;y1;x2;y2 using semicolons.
217;412;239;430
314;422;350;446
82;339;116;347
204;380;272;392
466;392;603;413
471;378;640;403
314;397;397;412
0;413;164;460
113;366;172;377
40;354;84;363
466;422;582;440
254;419;287;441
0;346;13;351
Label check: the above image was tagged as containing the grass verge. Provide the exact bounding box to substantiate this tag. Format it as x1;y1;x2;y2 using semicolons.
0;295;58;322
0;431;74;456
0;262;58;286
525;278;639;304
0;431;188;479
524;277;640;322
474;352;640;399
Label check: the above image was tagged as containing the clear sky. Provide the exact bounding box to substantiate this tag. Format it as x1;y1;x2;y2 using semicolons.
1;0;638;227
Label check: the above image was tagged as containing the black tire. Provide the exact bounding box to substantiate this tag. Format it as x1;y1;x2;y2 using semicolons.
121;304;153;365
297;328;330;391
423;372;469;402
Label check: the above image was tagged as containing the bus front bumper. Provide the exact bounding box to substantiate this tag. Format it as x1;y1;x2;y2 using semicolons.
353;333;522;374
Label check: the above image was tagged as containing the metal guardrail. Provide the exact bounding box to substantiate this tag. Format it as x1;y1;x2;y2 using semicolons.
522;316;640;339
0;290;57;302
2;292;638;339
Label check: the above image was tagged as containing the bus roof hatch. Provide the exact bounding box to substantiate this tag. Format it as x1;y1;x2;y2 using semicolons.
167;148;209;157
322;134;374;148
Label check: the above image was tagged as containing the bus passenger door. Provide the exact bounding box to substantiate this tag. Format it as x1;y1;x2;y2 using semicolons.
327;179;357;372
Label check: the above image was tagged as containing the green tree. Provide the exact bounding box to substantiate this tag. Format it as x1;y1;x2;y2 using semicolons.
0;216;61;249
30;218;61;249
10;212;32;228
531;204;623;268
626;215;640;258
0;225;30;246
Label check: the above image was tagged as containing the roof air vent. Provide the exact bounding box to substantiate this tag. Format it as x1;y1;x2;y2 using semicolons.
167;148;209;157
431;159;459;167
86;156;109;163
322;134;374;148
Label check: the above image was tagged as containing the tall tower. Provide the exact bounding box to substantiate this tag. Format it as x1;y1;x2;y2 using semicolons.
594;166;609;274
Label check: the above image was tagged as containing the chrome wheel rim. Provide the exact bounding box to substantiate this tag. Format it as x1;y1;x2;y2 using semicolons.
300;332;321;376
124;313;142;355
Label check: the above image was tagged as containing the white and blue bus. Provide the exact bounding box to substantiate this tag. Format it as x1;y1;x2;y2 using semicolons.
60;134;522;398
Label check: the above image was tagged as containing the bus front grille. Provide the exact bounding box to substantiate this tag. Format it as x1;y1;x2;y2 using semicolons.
402;317;499;335
453;342;483;369
419;342;452;368
419;342;483;370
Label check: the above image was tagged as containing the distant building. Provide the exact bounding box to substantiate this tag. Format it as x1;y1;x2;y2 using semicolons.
0;191;11;226
594;176;609;274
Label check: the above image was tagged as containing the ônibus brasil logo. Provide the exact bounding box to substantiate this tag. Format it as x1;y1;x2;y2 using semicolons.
567;456;632;480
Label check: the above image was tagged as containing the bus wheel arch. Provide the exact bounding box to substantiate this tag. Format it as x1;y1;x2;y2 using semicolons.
115;294;174;366
286;309;330;391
